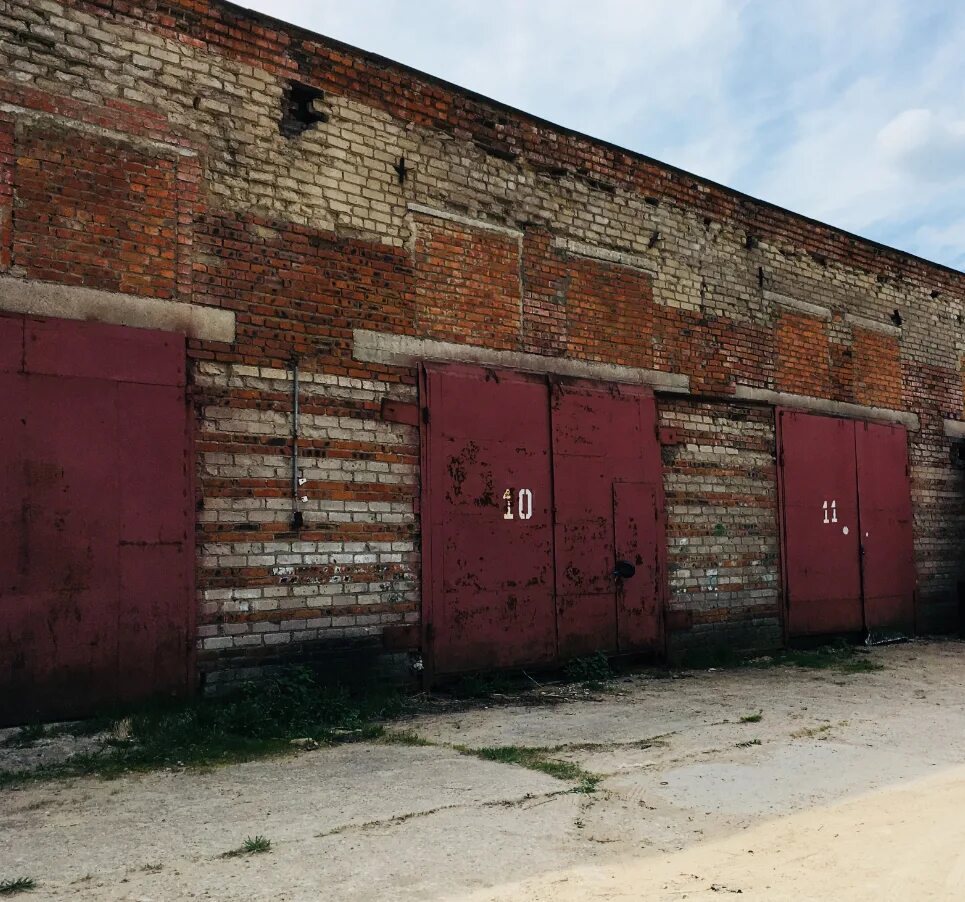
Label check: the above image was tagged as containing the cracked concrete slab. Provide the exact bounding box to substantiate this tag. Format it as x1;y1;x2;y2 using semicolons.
3;641;965;900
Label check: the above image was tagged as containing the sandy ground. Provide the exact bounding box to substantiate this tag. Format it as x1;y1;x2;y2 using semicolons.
2;640;965;900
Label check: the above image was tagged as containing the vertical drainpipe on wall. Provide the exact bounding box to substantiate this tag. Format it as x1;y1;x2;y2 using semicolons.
290;355;303;530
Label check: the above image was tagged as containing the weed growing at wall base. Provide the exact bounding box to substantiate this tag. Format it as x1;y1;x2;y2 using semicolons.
0;668;409;788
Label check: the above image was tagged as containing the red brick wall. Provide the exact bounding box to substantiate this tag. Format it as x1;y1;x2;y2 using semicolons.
0;114;12;272
13;123;189;297
775;311;830;397
0;0;962;682
412;214;520;348
853;327;902;408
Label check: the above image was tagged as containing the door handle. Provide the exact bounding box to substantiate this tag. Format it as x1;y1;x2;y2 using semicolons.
613;560;636;579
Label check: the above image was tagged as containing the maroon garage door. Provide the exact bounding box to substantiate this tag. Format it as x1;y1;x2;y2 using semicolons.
421;363;666;675
0;316;193;725
777;409;915;638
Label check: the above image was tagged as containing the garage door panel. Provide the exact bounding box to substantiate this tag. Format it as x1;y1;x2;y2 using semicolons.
25;318;184;386
551;388;644;456
117;383;191;544
856;421;915;632
437;436;548;513
425;364;555;674
0;316;23;372
0;317;190;725
442;524;553;592
425;364;666;673
552;383;664;657
438;589;556;671
0;374;27;596
557;593;617;658
614;481;663;650
556;519;612;593
430;368;546;441
117;544;191;702
779;410;863;635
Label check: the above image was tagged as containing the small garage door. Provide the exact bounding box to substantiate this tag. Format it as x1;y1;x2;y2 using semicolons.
422;365;556;674
551;380;664;657
777;409;915;637
0;316;193;725
422;363;666;675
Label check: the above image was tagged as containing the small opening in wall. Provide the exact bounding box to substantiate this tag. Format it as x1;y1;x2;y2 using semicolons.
890;309;903;328
951;441;965;470
279;81;328;138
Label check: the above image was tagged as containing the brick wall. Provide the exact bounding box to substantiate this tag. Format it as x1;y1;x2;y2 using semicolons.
0;0;963;681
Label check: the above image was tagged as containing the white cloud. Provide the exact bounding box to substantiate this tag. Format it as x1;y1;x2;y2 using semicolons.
877;108;965;182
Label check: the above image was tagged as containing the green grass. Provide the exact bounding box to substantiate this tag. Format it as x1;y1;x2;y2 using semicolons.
562;651;612;687
681;639;884;674
379;730;432;746
0;667;409;788
461;745;601;792
750;643;883;673
739;711;763;723
222;835;271;858
0;878;35;896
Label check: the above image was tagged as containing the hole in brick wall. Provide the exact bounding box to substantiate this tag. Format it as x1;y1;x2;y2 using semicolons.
951;441;965;470
745;234;759;250
279;81;328;138
394;156;408;184
891;309;903;327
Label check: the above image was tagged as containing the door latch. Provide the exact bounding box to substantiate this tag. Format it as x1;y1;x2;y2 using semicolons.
613;560;636;579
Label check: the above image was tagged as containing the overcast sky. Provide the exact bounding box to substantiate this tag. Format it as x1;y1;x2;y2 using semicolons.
242;1;965;272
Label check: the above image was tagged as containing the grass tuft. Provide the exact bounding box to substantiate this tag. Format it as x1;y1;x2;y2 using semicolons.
739;711;763;723
223;835;271;858
0;667;410;788
562;651;612;688
0;878;35;896
747;640;883;674
461;744;602;792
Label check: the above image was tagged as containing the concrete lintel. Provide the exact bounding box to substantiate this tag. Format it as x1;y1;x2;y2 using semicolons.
845;312;902;337
552;237;657;273
943;420;965;440
406;203;523;239
353;329;690;392
763;291;831;320
733;383;919;431
0;103;197;158
0;277;235;343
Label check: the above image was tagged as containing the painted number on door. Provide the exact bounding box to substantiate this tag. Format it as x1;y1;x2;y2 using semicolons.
822;499;838;524
503;488;533;521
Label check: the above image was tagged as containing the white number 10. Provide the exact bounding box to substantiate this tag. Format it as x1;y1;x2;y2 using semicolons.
503;488;533;521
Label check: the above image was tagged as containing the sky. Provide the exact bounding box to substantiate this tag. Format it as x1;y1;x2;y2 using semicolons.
242;1;965;272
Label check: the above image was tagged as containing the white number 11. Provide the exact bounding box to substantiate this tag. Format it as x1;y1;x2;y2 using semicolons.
822;499;837;524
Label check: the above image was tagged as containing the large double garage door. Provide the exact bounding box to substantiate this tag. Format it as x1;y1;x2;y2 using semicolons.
422;364;667;675
422;365;918;674
0;316;193;724
778;410;916;637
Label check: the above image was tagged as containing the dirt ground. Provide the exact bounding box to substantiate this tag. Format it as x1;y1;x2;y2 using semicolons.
3;640;965;900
